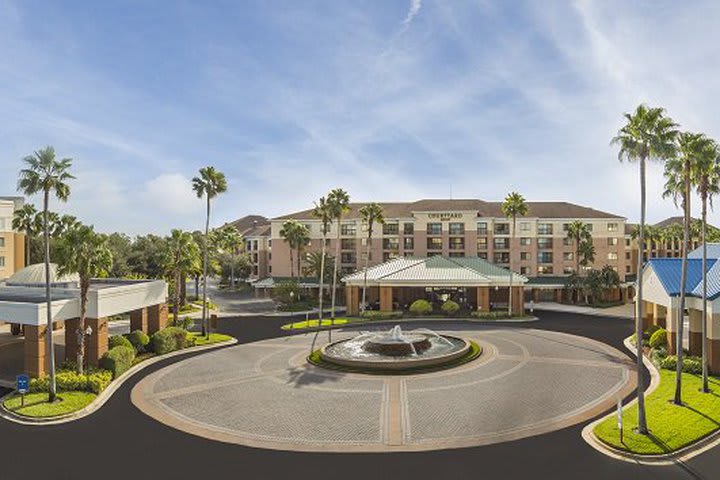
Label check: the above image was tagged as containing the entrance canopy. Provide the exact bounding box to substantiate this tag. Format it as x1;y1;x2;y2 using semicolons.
343;256;526;288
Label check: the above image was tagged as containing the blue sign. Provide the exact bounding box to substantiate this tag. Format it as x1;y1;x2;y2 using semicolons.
16;374;29;394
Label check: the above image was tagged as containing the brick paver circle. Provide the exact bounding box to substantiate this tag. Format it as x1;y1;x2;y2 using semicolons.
131;326;636;452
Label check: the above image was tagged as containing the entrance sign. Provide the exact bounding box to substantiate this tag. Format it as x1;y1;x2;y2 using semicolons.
16;374;29;394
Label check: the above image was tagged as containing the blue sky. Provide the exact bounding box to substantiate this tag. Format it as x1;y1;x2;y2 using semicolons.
2;0;720;235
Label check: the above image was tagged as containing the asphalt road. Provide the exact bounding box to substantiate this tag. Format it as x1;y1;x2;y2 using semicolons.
0;311;716;480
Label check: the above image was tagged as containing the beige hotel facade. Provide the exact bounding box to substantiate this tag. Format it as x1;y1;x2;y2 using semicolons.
262;199;630;300
0;196;26;281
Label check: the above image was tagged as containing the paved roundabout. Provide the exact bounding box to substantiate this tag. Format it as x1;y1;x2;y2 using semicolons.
132;325;636;452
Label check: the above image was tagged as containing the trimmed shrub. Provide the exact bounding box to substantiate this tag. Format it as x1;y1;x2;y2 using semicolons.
86;370;113;394
471;311;512;320
152;327;192;355
649;328;668;349
645;324;662;337
125;330;150;353
360;310;404;320
109;334;133;350
55;370;88;391
29;376;51;393
28;368;113;394
441;300;460;316
659;355;704;374
408;299;432;316
99;346;136;379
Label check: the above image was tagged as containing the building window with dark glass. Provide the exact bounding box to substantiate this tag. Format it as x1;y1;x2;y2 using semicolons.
449;238;465;250
477;222;488;234
403;237;414;250
538;265;553;275
478;252;488;260
427;223;442;235
383;252;398;261
383;238;399;250
427;237;443;250
563;252;574;261
520;252;530;261
520;237;531;246
341;238;356;250
494;238;509;249
477;237;488;250
383;223;399;235
340;224;357;236
449;252;465;257
537;238;553;249
520;266;530;275
449;222;465;235
607;237;618;246
403;223;414;235
538;252;553;263
538;223;553;235
341;252;357;264
493;252;510;264
494;223;510;235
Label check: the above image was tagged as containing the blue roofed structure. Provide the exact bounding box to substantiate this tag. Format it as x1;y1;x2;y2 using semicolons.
645;258;718;298
688;243;720;260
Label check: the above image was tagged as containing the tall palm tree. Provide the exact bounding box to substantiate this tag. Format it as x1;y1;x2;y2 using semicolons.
611;104;678;433
216;225;244;288
358;203;385;314
566;220;591;277
192;166;227;337
55;224;112;374
311;197;333;350
162;229;201;324
664;132;714;405
661;223;683;257
279;220;310;278
17;147;75;402
326;188;350;323
12;203;39;265
501;192;528;316
690;137;720;393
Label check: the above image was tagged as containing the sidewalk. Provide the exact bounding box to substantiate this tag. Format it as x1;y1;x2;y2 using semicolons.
530;302;633;319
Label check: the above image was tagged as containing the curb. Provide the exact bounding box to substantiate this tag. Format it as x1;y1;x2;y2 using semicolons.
0;338;238;426
581;336;720;465
533;306;632;320
281;316;540;332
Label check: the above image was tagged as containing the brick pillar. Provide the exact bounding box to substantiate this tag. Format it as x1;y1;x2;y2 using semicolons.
709;313;720;375
688;309;703;357
64;318;81;365
666;305;678;355
532;289;540;303
24;325;48;378
653;304;667;328
642;301;654;330
130;308;149;333
477;287;490;312
86;318;108;367
346;286;359;316
555;289;563;303
379;286;393;312
512;286;524;316
148;303;168;334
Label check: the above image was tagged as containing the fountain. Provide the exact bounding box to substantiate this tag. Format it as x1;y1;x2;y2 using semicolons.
318;325;474;371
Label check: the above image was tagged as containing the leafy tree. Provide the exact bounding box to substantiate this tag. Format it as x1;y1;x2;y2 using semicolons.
162;229;201;323
12;203;40;265
192;166;227;337
105;233;133;278
311;196;333;350
217;251;252;284
55;224;113;374
279;220;310;278
213;225;245;288
358;203;385;313
17;146;75;402
303;251;335;284
501;192;528;316
127;234;167;278
660;223;683;255
326;188;350;322
611;104;678;433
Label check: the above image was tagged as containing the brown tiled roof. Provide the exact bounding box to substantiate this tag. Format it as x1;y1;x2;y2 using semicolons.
244;224;271;237
653;216;688;229
274;199;624;220
227;215;270;235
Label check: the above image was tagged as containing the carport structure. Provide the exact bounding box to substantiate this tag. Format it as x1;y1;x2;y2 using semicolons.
342;256;527;315
0;278;168;378
640;257;720;373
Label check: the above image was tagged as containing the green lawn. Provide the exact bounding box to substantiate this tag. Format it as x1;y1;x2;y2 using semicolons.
190;332;234;346
3;391;97;418
594;370;720;455
281;318;351;330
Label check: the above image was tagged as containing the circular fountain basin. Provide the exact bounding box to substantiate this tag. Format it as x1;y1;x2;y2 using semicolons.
319;327;472;371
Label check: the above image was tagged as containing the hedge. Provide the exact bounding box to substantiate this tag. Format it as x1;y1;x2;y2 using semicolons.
649;328;668;349
441;300;460;316
360;311;404;320
29;369;112;394
152;327;194;355
659;355;704;374
409;299;432;316
125;330;150;353
109;335;133;350
99;346;136;379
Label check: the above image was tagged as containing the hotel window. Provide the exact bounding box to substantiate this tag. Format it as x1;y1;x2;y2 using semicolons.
252;253;258;263
563;237;574;246
494;223;510;235
449;222;465;235
477;237;488;250
607;237;618;246
303;224;312;233
607;252;618;261
341;224;356;236
0;256;4;267
494;252;510;264
427;237;443;250
383;238;399;250
383;223;399;235
520;266;531;275
341;239;356;250
341;266;355;274
427;252;442;257
538;252;553;263
607;223;618;232
625;238;631;247
404;251;414;257
586;224;593;232
520;222;530;232
478;252;488;260
403;223;414;235
537;265;554;275
494;238;510;249
253;266;258;275
537;237;553;249
403;237;414;250
626;265;631;273
563;252;574;261
477;222;488;234
538;223;553;235
520;252;530;261
625;252;631;260
563;266;574;274
0;237;4;248
341;252;357;264
449;252;465;258
427;223;442;235
383;252;399;261
449;238;465;250
520;237;531;246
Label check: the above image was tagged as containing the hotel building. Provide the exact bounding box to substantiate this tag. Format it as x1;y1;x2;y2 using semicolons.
0;196;26;281
228;215;271;279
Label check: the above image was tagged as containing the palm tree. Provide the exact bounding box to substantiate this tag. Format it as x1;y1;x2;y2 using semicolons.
326;188;350;323
566;220;591;277
17;147;75;402
163;229;201;324
690;137;720;393
501;192;528;316
578;241;596;303
358;203;385;314
192;166;227;337
303;251;335;284
661;223;683;257
216;225;244;288
279;220;310;278
295;225;310;279
599;264;621;302
55;224;112;374
12;203;39;265
311;196;333;350
611;104;678;433
664;132;714;405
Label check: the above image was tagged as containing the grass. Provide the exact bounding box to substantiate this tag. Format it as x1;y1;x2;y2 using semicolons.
594;369;720;455
3;391;97;418
190;332;234;346
281;318;351;330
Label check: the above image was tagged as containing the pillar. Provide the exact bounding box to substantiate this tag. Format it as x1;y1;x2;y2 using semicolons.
477;287;490;311
64;318;81;364
688;309;703;356
666;304;678;355
554;289;563;303
532;289;540;303
512;286;524;316
86;318;108;367
653;304;667;328
709;312;720;375
24;325;47;378
379;286;393;312
130;307;148;333
641;301;654;330
346;286;360;316
148;303;168;334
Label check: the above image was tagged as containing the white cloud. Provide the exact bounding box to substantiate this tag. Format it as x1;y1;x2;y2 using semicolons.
143;173;203;216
